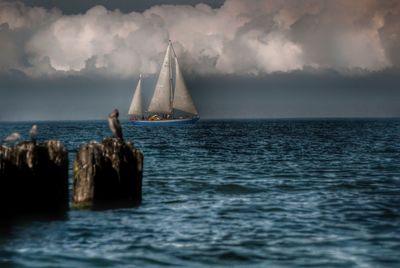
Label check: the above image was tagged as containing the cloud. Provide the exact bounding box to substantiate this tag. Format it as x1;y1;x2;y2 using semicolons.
0;0;399;78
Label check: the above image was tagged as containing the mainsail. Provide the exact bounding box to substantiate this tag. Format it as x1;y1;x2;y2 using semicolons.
128;74;143;117
173;57;198;115
147;42;172;114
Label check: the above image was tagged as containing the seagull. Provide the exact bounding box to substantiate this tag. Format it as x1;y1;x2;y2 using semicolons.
29;124;38;144
3;132;21;144
108;109;123;140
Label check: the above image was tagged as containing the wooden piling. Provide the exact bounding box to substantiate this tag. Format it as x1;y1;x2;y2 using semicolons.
73;138;143;209
0;140;68;218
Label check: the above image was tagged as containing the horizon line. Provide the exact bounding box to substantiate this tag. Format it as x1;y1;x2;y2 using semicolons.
1;116;400;123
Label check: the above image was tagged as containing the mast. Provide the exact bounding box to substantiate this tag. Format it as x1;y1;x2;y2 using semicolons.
147;42;173;114
169;40;173;112
128;74;143;117
172;55;198;115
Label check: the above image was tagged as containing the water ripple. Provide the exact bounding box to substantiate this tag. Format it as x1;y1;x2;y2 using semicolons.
1;119;400;267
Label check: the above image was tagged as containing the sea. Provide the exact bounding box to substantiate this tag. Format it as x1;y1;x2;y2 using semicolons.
0;119;400;267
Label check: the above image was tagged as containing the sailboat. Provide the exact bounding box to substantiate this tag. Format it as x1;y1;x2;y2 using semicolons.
128;40;199;125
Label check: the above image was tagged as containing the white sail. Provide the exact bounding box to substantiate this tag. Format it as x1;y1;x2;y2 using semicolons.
147;43;172;114
128;75;143;116
173;57;198;115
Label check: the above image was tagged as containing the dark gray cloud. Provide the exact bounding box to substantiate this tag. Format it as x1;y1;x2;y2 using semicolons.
19;0;225;14
1;69;399;121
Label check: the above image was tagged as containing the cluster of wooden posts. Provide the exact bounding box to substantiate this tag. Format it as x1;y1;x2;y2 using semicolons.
0;137;143;219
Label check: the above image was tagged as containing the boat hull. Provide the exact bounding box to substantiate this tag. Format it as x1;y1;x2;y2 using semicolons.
129;117;199;125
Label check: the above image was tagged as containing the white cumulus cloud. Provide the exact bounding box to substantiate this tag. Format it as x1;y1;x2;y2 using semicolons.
0;0;399;78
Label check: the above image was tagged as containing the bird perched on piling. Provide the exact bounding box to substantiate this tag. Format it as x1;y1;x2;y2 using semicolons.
3;132;21;144
29;124;38;144
108;109;123;140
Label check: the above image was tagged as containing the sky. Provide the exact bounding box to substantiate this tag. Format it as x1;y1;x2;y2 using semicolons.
0;0;399;121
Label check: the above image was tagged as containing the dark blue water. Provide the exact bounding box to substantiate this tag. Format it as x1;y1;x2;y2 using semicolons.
1;119;400;267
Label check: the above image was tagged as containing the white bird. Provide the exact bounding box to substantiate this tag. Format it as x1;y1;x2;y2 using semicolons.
3;132;21;143
29;124;38;144
108;109;123;140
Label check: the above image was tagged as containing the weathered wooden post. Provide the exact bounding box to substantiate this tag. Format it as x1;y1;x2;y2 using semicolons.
73;109;143;209
0;140;68;217
73;138;143;208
